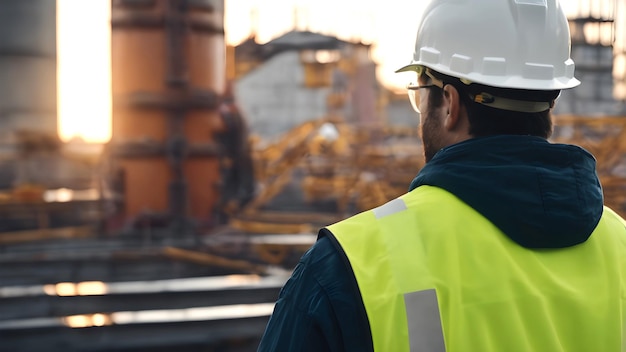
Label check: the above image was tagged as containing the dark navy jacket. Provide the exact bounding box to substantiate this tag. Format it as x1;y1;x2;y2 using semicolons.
257;135;603;351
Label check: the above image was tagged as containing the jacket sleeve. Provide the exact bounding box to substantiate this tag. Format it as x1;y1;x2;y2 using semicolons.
257;234;373;352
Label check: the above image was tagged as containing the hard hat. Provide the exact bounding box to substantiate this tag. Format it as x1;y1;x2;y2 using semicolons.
397;0;580;91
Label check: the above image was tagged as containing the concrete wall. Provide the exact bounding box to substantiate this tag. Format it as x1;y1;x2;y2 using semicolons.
235;51;331;139
386;98;418;127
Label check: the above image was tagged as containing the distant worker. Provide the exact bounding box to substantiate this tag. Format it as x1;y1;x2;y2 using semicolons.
215;81;255;224
258;0;626;351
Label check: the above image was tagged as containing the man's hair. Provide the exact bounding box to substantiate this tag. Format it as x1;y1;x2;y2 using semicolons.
426;71;559;139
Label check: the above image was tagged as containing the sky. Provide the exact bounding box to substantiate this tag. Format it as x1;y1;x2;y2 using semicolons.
56;0;602;143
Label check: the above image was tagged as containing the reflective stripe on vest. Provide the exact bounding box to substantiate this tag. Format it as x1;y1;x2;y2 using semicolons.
404;289;445;352
328;185;626;352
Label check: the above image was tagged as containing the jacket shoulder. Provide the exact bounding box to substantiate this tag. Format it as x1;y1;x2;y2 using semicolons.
258;235;373;352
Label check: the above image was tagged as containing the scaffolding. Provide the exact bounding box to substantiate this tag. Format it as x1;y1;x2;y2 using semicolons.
556;0;626;115
613;0;626;101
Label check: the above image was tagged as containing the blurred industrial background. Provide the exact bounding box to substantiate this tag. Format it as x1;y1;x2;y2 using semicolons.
0;0;624;351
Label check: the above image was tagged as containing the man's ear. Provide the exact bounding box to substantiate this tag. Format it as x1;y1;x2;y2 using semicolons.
442;84;463;131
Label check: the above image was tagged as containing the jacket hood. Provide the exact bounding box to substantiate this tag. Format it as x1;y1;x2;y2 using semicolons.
409;135;603;248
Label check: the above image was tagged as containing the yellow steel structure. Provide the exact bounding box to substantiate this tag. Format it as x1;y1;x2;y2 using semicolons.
231;114;626;235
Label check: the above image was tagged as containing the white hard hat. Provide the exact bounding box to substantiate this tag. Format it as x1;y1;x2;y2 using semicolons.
397;0;580;91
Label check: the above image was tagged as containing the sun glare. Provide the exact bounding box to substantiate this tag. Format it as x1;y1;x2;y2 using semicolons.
57;0;111;143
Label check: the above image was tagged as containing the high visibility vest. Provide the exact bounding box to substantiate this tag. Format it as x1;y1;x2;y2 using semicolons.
328;185;626;352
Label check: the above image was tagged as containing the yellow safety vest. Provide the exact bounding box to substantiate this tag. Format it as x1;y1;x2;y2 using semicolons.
328;185;626;352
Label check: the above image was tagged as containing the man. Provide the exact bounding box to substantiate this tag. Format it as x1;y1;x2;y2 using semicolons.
258;0;626;350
